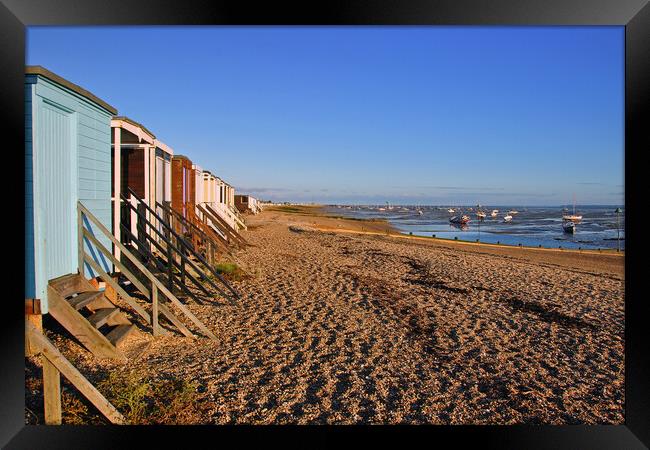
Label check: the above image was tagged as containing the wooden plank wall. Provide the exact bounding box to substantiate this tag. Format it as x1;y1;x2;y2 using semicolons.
171;156;194;220
121;148;145;199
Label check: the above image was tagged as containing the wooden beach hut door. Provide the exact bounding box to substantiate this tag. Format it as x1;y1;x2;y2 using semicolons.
34;100;76;304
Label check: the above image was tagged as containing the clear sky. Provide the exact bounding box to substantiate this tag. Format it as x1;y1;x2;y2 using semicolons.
27;26;624;205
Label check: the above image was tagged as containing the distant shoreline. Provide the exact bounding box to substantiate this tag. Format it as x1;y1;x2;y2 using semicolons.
267;204;624;257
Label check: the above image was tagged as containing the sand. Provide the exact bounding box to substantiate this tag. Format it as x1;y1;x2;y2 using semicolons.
26;206;625;424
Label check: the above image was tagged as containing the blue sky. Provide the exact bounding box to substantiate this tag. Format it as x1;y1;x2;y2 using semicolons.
27;26;624;205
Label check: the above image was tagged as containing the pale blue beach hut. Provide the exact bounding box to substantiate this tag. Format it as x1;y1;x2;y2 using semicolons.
25;66;117;314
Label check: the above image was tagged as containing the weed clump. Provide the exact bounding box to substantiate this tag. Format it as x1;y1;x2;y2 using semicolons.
214;262;247;281
96;371;200;424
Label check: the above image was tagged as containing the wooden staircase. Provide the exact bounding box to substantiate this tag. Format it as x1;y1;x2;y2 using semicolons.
47;273;137;360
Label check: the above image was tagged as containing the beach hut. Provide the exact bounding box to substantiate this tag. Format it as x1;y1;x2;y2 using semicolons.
202;170;217;207
193;163;204;206
171;154;195;223
223;181;235;209
235;194;261;214
219;179;248;230
25;66;117;313
111;116;173;250
155;140;173;213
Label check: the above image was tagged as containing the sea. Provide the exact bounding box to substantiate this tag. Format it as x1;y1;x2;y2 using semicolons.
324;205;625;250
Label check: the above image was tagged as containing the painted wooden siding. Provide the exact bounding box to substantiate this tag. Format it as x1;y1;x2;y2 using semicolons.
164;159;171;201
26;74;113;313
25;83;35;299
193;166;203;205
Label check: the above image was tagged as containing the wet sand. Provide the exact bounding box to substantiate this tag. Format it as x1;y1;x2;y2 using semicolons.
28;206;625;424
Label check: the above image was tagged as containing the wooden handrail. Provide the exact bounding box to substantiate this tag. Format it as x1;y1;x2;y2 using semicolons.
122;190;240;301
26;321;126;424
201;204;248;246
81;228;151;323
121;199;234;302
120;223;212;302
198;204;238;243
78;201;216;340
160;200;231;252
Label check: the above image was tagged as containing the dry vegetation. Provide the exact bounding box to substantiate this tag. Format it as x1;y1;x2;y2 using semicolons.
25;356;201;425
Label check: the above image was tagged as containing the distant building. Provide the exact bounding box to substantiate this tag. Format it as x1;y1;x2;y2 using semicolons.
235;194;262;214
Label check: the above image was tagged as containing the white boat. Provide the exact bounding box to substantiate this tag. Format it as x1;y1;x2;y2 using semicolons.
491;209;498;217
563;221;576;234
508;210;519;215
503;215;513;222
476;211;486;220
417;209;423;215
563;214;582;222
562;195;582;222
447;208;455;213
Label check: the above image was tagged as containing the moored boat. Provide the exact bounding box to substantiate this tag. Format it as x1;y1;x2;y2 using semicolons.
476;211;486;220
450;215;470;225
491;209;498;217
562;214;582;222
563;194;582;222
503;215;513;222
563;221;576;233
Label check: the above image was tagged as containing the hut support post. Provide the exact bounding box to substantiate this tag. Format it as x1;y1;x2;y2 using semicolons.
129;195;138;251
113;127;121;265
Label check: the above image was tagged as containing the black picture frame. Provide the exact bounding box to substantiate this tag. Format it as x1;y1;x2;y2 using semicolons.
2;0;647;448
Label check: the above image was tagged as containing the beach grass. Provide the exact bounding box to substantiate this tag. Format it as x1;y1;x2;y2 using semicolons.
36;369;201;425
215;262;247;281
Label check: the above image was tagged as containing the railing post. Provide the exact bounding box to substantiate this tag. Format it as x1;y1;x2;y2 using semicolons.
42;356;62;425
151;281;159;336
166;226;174;293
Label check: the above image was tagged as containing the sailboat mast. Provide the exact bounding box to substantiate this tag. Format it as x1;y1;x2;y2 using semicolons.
573;193;576;215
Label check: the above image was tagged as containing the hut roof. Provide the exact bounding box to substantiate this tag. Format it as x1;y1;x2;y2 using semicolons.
112;116;157;141
26;66;117;115
154;139;174;156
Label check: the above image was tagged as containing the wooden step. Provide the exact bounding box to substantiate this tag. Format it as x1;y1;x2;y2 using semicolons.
67;291;104;310
49;273;84;298
87;308;120;329
47;285;125;360
105;324;136;347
